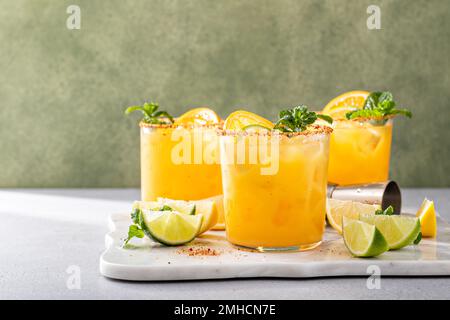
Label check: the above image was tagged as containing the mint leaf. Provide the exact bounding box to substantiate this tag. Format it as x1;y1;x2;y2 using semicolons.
160;205;173;211
131;208;142;224
124;224;145;245
384;206;395;216
375;205;395;215
413;232;422;245
390;108;412;118
346;91;412;121
274;105;332;132
317;114;333;124
125;101;174;124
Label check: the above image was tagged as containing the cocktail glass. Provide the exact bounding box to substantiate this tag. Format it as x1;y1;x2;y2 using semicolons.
328;119;393;185
140;122;222;201
220;125;331;251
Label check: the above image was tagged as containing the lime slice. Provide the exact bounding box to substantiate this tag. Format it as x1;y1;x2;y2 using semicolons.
326;198;379;234
157;197;217;234
141;211;203;246
359;214;421;250
343;217;389;257
242;124;272;132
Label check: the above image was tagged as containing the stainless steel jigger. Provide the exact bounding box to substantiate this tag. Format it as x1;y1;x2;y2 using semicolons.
327;181;402;214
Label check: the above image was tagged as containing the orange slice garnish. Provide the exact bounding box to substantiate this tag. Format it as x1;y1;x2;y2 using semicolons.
223;110;274;130
175;107;220;125
323;91;370;119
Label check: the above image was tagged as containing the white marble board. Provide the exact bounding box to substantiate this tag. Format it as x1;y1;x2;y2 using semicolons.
100;213;450;281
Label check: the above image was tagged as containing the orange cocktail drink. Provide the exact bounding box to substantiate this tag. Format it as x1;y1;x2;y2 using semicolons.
220;118;331;251
328;119;393;185
140;122;222;201
323;90;411;186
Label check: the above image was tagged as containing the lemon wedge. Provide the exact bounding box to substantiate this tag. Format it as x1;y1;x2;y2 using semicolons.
416;198;437;238
207;194;225;230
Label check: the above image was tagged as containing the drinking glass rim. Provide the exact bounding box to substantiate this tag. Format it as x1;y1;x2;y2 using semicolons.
332;115;395;123
219;124;333;137
331;117;393;129
139;120;223;130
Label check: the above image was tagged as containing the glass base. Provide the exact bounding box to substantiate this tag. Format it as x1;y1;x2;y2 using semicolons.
231;240;322;253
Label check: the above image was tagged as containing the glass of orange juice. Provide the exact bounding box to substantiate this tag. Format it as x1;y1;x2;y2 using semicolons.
140;121;222;201
125;104;222;202
220;110;332;251
323;90;411;186
328;118;393;185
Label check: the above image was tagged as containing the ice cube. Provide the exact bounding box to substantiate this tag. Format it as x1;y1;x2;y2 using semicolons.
356;128;382;154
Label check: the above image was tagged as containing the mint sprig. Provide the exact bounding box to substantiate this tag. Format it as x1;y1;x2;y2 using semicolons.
125;102;174;124
274;105;332;132
124;225;145;245
346;92;412;122
124;209;146;246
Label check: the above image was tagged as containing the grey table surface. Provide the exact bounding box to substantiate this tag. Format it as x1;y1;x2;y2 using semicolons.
0;188;449;300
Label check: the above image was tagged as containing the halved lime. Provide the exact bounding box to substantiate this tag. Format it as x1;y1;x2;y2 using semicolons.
359;214;421;250
141;211;203;246
343;217;389;257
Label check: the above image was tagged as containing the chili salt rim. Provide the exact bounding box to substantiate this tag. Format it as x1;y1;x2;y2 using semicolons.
219;124;333;137
139;120;223;130
332;114;395;122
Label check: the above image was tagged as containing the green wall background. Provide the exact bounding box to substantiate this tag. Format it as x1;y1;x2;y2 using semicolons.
0;0;449;187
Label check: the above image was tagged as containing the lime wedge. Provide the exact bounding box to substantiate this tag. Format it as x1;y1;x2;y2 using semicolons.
155;198;196;215
359;214;421;250
132;200;160;210
343;217;389;257
141;211;203;246
157;197;218;235
134;199;196;215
